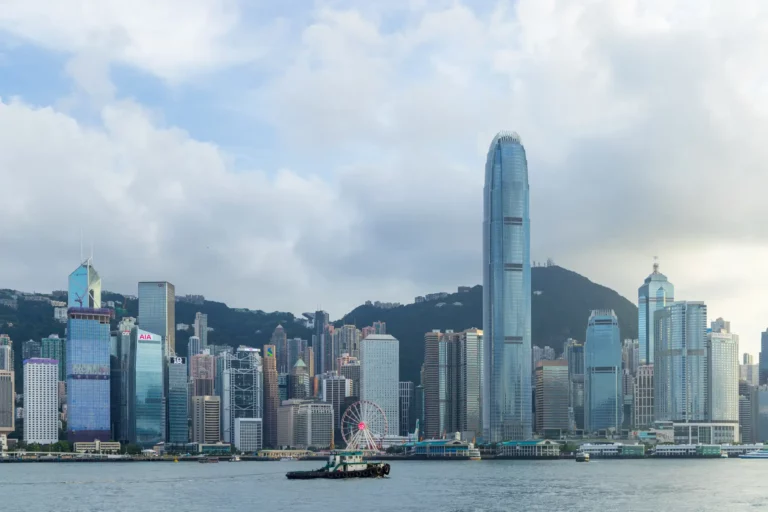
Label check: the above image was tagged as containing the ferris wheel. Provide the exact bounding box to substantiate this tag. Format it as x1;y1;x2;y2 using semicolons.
340;400;389;452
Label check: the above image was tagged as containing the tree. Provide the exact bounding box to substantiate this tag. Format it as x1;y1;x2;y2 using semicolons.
124;443;142;455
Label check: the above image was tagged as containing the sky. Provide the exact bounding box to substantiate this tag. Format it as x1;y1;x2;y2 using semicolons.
1;0;767;356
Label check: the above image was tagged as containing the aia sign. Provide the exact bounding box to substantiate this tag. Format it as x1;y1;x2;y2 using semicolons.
139;334;154;340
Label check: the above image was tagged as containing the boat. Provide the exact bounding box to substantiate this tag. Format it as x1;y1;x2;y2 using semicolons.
286;451;390;480
739;448;768;459
575;452;590;462
199;457;219;464
230;455;241;462
468;447;482;461
721;453;729;459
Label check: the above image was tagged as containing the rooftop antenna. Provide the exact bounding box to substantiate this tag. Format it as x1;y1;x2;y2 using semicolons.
653;256;659;274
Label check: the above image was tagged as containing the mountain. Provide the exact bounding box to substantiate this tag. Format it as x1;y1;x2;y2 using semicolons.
340;265;638;385
0;265;637;387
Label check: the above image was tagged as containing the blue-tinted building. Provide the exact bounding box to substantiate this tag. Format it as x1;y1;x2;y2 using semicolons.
68;260;101;309
585;310;622;432
760;330;768;386
67;308;112;442
128;328;165;447
482;131;532;442
138;282;175;357
167;356;188;444
638;262;674;364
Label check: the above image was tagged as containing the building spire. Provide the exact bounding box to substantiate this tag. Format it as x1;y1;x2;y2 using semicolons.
653;256;659;274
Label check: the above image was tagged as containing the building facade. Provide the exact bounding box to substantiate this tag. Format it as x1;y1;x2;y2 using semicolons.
271;325;288;374
167;356;188;444
654;302;708;422
761;331;768;386
41;335;66;382
127;328;165;447
22;339;42;361
262;344;279;448
192;395;220;444
68;260;101;308
564;339;585;431
482;131;532;442
193;312;208;349
634;364;654;428
295;402;334;449
187;336;201;359
313;310;330;374
138;281;176;356
234;417;262;452
320;374;351;434
637;261;674;364
739;381;758;444
23;358;58;445
221;347;263;444
708;331;739;423
360;334;400;436
67;307;112;442
584;310;622;432
190;352;215;396
399;381;414;437
534;360;569;434
0;370;13;435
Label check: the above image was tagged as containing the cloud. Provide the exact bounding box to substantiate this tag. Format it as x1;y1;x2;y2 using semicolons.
2;0;768;354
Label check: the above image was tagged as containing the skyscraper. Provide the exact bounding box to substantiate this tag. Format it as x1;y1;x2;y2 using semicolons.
262;344;279;448
127;328;165;448
288;338;308;371
24;358;58;445
193;312;208;349
761;330;768;386
637;261;674;364
708;330;739;423
534;360;569;434
424;330;465;439
633;364;654;428
0;370;13;436
167;355;188;445
271;325;288;374
320;373;351;434
0;345;12;372
138;282;176;356
564;339;585;431
41;335;65;382
399;381;414;437
67;307;112;442
68;259;101;308
313;310;330;374
654;302;708;422
187;336;202;358
22;339;42;360
192;395;220;444
190;352;215;396
220;347;263;444
360;334;400;436
482;131;532;442
584;310;622;433
373;321;387;335
462;328;483;437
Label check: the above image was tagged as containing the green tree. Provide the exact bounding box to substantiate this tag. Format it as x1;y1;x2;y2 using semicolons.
125;443;142;455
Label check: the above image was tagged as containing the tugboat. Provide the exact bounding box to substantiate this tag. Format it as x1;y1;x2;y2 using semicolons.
575;452;590;462
286;451;390;479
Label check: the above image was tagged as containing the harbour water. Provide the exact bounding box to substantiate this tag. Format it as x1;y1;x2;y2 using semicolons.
3;459;768;511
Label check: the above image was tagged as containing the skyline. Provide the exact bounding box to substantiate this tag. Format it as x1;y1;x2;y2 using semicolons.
2;1;768;357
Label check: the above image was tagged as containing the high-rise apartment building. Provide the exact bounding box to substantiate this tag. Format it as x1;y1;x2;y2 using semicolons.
585;310;622;432
220;347;263;444
67;307;112;442
22;339;42;361
262;344;279;448
127;328;165;448
190;352;215;396
708;330;739;423
187;336;201;358
167;356;188;445
0;345;12;372
535;360;569;434
23;358;58;445
482;131;532;442
633;364;654;428
655;302;708;422
192;395;220;444
68;259;101;308
41;335;65;381
138;281;176;356
193;312;208;349
271;325;288;374
637;261;674;365
360;334;399;436
399;381;414;437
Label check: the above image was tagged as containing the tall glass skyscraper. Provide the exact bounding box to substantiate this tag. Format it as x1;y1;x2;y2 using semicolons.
638;261;674;364
138;282;176;356
68;260;101;309
584;310;622;432
220;347;263;444
708;331;739;423
167;355;188;445
127;328;165;447
760;330;768;385
67;308;112;442
482;131;532;442
654;302;708;422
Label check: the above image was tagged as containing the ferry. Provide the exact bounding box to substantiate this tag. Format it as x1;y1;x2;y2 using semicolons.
468;446;482;461
230;455;241;462
739;448;768;459
199;457;219;464
286;451;390;480
575;452;590;462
